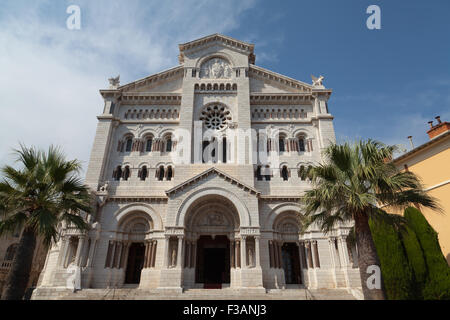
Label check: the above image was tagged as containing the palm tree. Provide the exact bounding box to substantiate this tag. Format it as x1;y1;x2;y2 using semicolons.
301;140;440;300
0;145;91;300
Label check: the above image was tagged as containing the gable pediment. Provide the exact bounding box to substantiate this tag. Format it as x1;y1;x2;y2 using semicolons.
178;34;255;64
165;167;260;197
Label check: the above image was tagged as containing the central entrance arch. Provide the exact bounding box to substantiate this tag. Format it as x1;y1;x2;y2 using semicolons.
183;194;240;288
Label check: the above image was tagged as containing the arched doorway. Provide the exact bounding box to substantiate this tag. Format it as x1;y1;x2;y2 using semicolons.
184;195;240;289
117;213;153;285
125;242;145;284
273;212;303;285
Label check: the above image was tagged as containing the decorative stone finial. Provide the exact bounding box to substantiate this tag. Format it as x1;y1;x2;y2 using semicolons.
108;75;120;89
311;74;325;87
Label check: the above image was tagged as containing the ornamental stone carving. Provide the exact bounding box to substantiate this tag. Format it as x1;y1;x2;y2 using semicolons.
200;58;232;79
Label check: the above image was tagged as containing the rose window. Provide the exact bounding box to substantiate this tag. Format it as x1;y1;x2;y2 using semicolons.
200;105;232;130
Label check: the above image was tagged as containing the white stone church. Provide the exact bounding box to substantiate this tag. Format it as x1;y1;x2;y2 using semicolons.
33;34;362;299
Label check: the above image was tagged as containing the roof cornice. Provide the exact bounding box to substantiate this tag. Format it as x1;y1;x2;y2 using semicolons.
249;65;314;92
99;66;184;97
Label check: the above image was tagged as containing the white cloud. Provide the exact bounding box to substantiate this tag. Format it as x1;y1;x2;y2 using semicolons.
0;0;257;175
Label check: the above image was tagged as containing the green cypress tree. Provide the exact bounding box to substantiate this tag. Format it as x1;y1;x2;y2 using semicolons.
404;206;450;300
369;216;415;299
399;224;428;299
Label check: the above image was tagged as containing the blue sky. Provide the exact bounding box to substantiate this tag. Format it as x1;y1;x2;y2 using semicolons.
0;0;449;173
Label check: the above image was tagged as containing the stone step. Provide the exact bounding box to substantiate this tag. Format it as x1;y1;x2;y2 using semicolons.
32;287;357;300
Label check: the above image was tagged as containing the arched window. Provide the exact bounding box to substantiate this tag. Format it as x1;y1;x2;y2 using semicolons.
166;166;173;181
139;166;148;181
298;165;306;180
125;138;133;152
145;137;153;152
122;166;130;181
158;166;165;181
165;136;173;152
281;166;289;181
113;166;122;181
298;136;305;152
222;137;227;163
5;244;18;261
279;136;286;153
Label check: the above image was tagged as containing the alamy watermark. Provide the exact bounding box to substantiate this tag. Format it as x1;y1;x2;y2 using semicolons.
66;5;81;30
366;5;381;30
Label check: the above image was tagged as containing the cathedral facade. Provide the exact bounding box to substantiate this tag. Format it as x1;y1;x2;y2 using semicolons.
34;34;362;295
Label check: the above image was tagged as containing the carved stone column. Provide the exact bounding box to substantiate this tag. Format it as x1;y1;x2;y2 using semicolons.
120;242;130;269
164;236;170;268
235;240;241;268
144;242;150;268
241;236;247;268
312;241;320;268
151;240;157;268
177;236;183;268
114;242;123;268
87;239;97;268
306;242;313;268
185;241;190;268
339;237;350;267
273;241;278;268
298;241;306;269
230;240;235;268
58;236;70;267
255;236;261;267
269;241;274;268
191;240;196;269
278;242;283;269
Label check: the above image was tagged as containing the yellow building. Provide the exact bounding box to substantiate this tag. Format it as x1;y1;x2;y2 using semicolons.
393;116;450;265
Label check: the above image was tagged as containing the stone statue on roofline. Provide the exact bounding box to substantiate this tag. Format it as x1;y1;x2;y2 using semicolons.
311;74;325;88
108;75;120;89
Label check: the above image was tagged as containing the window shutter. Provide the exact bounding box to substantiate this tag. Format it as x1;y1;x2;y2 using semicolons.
112;168;117;178
309;139;314;151
155;167;159;178
137;168;142;179
288;168;291;178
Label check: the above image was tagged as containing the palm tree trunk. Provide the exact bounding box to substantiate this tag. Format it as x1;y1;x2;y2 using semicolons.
354;211;386;300
1;226;37;300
